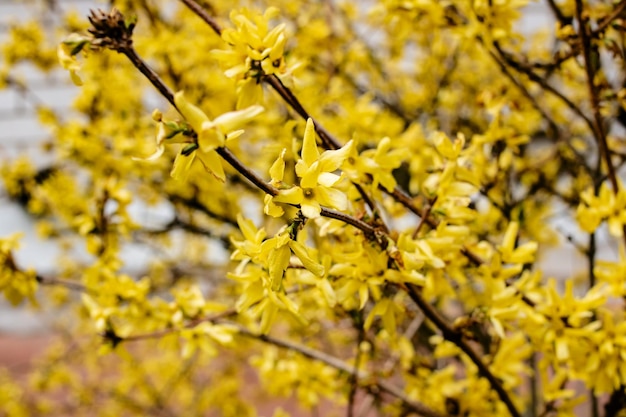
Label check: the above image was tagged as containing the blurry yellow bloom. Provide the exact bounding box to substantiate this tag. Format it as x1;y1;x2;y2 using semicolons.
173;285;207;319
180;322;235;359
577;182;626;236
0;233;38;306
81;293;115;333
364;296;405;336
58;33;90;86
499;221;537;264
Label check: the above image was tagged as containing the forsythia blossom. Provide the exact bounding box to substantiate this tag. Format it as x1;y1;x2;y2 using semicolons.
265;118;353;218
212;7;293;108
136;91;263;181
57;33;91;86
576;182;626;236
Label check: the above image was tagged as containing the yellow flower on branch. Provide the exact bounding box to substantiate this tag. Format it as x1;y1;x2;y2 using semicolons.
136;92;263;181
229;216;325;332
266;118;353;218
342;136;405;193
212;7;296;108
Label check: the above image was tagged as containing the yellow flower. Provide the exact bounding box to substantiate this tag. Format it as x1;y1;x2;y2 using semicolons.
212;8;294;108
58;33;90;86
343;136;405;192
136;92;263;181
268;118;353;218
0;233;38;306
175;91;263;153
576;182;626;236
499;221;538;264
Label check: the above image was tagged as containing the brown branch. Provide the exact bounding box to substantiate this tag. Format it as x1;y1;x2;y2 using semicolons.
36;274;87;292
265;74;342;150
175;0;490;267
402;284;522;417
347;315;365;417
412;197;437;239
122;46;175;107
97;39;382;244
121;313;447;417
168;194;239;227
178;0;222;36
486;46;594;180
596;0;626;34
492;42;595;129
97;31;386;243
233;324;449;417
545;0;571;26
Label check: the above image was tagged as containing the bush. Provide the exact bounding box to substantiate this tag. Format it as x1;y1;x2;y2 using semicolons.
2;1;626;416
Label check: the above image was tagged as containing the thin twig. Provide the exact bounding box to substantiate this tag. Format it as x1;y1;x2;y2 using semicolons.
596;0;626;34
233;323;448;417
402;283;522;417
121;315;447;417
36;275;87;292
412;197;437;239
347;315;365;417
178;0;222;35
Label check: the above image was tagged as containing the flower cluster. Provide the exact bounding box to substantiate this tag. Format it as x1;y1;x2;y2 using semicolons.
577;181;626;236
212;8;293;108
3;0;626;416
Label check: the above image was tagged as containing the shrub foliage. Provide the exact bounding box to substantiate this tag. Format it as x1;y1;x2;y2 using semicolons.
2;1;626;416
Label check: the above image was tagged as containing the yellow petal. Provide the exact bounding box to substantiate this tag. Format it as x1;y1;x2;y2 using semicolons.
198;125;224;152
236;79;263;109
174;91;210;133
132;144;164;162
301;118;319;166
317;172;341;187
213;105;264;132
319;140;354;173
300;200;321;219
264;194;285;217
226;130;245;141
170;151;196;180
237;214;260;242
268;245;290;291
288;240;325;277
315;186;348;211
269;149;286;183
196;150;225;182
298;163;321;189
273;187;303;205
69;70;83;86
502;221;519;254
